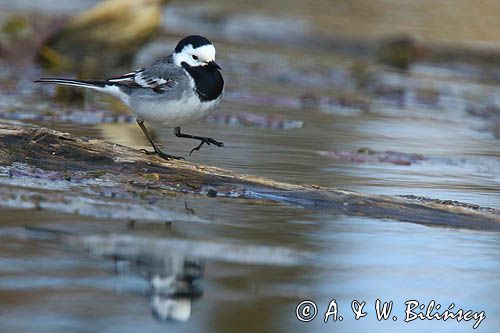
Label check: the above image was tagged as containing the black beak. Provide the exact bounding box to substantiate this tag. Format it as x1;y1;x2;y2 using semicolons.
207;61;221;70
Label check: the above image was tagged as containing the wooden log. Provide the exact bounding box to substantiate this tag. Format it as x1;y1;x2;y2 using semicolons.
0;120;498;230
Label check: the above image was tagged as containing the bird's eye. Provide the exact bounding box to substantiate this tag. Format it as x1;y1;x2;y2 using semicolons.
192;55;198;60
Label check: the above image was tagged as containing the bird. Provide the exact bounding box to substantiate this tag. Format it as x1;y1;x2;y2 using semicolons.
35;35;224;160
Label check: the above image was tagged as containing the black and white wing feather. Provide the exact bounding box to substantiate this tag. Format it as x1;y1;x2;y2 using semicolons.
35;56;181;102
107;57;178;93
107;70;168;93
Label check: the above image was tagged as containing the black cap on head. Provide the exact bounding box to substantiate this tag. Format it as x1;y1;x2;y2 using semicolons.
174;35;213;53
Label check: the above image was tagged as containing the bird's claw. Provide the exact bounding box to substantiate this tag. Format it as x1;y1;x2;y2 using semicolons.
189;137;224;155
139;148;184;160
139;149;156;155
207;138;224;147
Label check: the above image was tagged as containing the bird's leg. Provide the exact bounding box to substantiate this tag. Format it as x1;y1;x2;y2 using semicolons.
174;127;224;155
136;119;183;160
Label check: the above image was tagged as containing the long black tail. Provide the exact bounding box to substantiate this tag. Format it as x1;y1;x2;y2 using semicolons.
34;78;107;89
34;77;129;102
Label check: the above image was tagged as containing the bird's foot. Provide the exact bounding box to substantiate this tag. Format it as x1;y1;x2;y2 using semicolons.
139;149;184;160
189;137;224;155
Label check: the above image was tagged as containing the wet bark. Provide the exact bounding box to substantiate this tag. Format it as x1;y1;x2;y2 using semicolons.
0;120;498;230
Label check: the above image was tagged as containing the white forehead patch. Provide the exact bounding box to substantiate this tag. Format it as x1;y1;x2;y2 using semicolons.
173;43;216;67
193;44;216;62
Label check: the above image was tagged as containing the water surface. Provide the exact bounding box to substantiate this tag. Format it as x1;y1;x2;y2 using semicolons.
0;2;499;333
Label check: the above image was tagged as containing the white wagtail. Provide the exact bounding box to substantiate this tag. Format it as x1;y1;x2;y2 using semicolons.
36;35;224;160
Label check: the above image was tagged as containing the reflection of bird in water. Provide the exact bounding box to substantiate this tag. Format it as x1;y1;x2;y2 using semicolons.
23;227;205;322
112;253;204;323
149;258;204;322
151;297;192;322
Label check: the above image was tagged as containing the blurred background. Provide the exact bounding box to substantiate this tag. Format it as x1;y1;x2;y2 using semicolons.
0;1;499;332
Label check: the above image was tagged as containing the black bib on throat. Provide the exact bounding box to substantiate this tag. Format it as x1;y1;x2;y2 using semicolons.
182;62;224;102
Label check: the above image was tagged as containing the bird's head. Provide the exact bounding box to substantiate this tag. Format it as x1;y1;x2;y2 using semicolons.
172;35;221;70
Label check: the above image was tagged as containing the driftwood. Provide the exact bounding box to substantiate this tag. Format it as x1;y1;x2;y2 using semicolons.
0;120;498;230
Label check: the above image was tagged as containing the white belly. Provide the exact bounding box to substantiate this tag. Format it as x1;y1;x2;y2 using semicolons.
130;92;221;127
